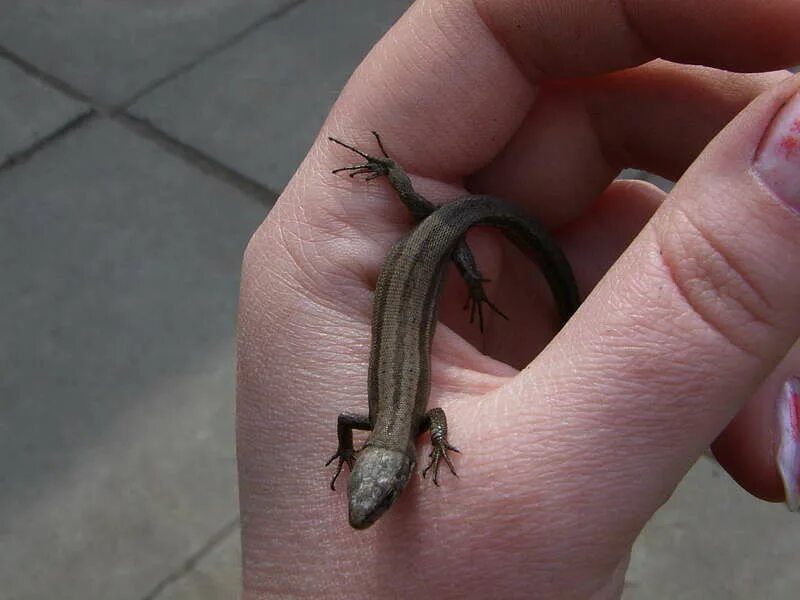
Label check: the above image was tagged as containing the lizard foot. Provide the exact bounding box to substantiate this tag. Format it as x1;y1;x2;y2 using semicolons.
422;440;460;486
462;277;509;332
329;131;394;180
326;447;356;491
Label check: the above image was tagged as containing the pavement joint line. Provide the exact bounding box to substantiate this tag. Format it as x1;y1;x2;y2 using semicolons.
140;515;241;600
118;0;311;109
0;1;306;197
0;109;98;173
0;44;93;104
113;111;279;208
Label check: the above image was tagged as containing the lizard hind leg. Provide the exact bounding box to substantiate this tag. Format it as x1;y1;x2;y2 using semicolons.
328;134;393;180
420;407;461;485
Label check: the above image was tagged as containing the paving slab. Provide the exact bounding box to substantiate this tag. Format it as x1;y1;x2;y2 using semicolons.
624;457;800;599
0;1;296;105
0;56;88;166
131;0;412;192
0;118;266;600
156;526;242;600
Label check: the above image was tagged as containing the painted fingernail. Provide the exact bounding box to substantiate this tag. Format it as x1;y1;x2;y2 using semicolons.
777;376;800;512
754;91;800;211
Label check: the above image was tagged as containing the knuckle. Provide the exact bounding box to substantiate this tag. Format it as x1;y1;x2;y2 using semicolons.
654;205;777;360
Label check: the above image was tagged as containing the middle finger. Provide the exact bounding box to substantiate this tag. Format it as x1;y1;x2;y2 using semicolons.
469;62;791;225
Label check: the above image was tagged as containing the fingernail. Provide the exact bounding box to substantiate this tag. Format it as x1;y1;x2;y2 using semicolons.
754;91;800;211
777;376;800;512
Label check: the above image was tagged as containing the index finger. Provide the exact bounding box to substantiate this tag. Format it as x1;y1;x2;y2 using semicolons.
325;0;800;176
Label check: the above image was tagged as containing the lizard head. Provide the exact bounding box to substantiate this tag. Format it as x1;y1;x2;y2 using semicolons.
347;446;413;529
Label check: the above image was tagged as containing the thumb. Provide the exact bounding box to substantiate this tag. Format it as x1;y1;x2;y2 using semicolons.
508;74;800;527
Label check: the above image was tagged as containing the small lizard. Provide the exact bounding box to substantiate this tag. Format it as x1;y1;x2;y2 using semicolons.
326;133;580;529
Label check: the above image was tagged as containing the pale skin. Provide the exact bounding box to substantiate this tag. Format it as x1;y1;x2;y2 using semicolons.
237;1;800;597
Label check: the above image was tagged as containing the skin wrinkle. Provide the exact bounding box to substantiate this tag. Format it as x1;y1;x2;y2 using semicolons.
276;244;369;320
239;246;370;379
616;0;659;64
267;185;397;318
258;211;328;297
515;345;703;447
423;3;472;82
470;0;547;81
654;203;776;362
430;322;517;378
467;477;636;593
677;197;774;312
472;0;653;79
425;0;537;166
553;259;744;427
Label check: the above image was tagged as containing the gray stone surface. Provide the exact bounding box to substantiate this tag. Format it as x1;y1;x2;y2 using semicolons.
0;1;295;105
0;56;87;165
625;458;800;599
157;526;242;600
131;0;411;192
618;168;674;192
0;118;265;600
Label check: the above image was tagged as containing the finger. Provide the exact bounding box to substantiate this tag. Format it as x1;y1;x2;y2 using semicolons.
503;74;800;536
476;0;800;79
468;62;790;224
323;0;800;178
711;339;800;503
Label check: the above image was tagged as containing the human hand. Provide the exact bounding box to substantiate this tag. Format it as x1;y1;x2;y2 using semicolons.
237;1;800;597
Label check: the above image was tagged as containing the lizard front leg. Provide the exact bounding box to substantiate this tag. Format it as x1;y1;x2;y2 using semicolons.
326;412;371;490
419;407;460;485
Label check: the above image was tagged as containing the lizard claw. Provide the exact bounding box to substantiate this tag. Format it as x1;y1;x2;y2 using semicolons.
329;135;392;181
463;281;509;332
326;448;356;490
422;441;460;486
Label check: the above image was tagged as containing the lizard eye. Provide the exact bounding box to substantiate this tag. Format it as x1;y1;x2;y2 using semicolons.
377;487;398;511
